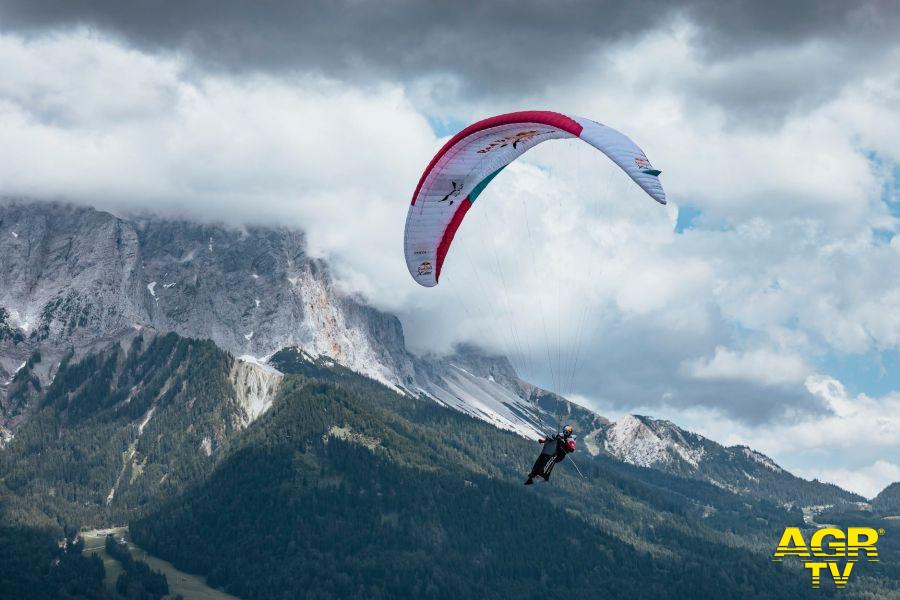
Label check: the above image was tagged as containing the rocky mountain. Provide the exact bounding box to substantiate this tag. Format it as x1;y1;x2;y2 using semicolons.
0;200;413;391
586;414;862;506
0;200;860;510
0;200;562;439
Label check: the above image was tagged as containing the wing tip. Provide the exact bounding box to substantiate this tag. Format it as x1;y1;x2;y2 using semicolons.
409;273;438;287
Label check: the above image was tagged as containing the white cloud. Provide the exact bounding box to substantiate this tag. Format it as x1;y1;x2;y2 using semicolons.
0;26;898;483
0;30;436;311
1;29;898;374
682;346;811;386
406;23;900;376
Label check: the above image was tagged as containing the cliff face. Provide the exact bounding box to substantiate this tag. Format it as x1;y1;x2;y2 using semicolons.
0;200;413;392
0;201;149;355
0;200;539;438
133;216;416;387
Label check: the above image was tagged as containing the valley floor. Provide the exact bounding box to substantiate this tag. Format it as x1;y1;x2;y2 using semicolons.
82;526;240;600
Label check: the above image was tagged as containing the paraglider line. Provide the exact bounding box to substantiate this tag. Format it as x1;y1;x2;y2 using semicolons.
565;454;585;479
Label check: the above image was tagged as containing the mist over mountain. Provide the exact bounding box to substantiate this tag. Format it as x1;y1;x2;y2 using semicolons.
0;199;412;386
0;200;869;501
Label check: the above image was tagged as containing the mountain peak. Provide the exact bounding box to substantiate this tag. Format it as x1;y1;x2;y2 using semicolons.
603;414;706;469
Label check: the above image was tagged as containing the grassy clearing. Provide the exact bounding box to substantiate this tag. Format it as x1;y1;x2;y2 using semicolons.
82;526;240;600
82;527;127;592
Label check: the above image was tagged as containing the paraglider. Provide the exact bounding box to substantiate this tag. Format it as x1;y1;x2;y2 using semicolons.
525;425;576;485
403;110;667;484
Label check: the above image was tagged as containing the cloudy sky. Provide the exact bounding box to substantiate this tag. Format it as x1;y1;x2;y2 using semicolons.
1;1;898;497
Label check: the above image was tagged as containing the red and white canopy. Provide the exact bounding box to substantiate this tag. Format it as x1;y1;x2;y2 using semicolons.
404;110;666;287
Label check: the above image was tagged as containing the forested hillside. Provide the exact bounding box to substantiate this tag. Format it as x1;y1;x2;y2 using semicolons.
0;333;242;528
873;483;900;514
133;356;821;599
2;333;896;598
0;526;108;599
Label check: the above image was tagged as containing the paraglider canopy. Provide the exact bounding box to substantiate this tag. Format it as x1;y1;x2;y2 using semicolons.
403;110;666;287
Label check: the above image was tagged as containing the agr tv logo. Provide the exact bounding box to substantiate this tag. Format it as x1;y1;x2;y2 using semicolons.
772;526;882;588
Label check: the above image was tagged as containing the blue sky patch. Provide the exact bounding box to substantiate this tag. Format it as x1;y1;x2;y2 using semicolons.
426;115;468;138
873;228;895;244
675;204;702;233
818;349;900;397
868;151;900;216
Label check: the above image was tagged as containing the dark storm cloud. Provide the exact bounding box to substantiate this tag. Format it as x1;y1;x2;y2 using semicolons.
684;0;898;53
0;0;668;92
2;0;897;109
677;1;900;122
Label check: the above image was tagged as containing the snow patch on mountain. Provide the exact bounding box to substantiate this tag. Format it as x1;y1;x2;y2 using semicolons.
11;361;26;380
0;424;12;448
604;415;670;467
6;309;30;333
325;425;380;451
582;428;603;456
419;363;545;439
602;414;705;468
741;447;783;473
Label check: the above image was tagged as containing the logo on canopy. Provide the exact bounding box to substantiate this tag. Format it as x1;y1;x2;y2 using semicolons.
477;130;541;154
440;181;463;205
